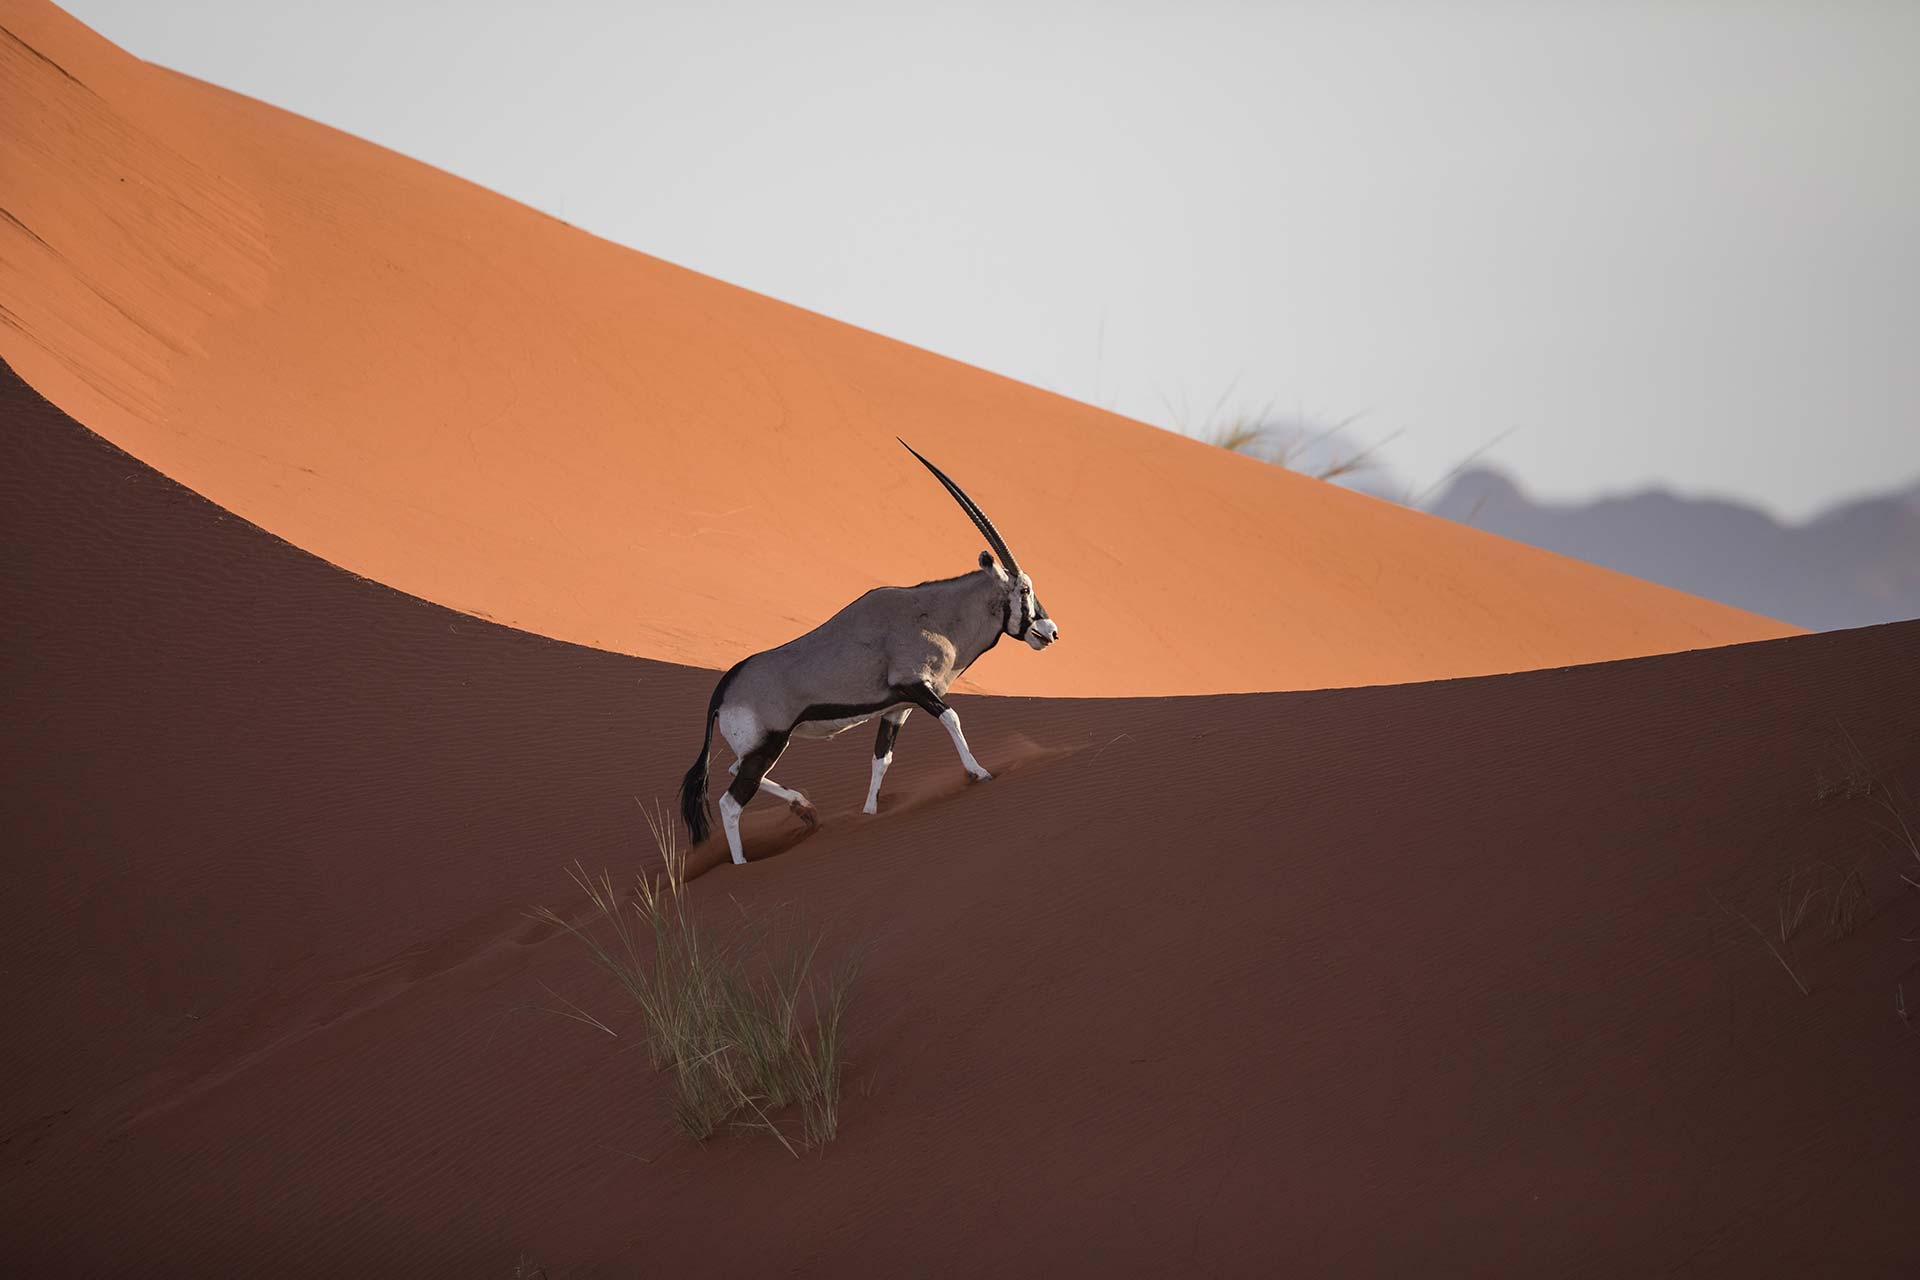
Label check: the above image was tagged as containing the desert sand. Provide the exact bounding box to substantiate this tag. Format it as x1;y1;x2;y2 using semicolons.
6;363;1919;1275
0;0;1795;698
3;2;1916;1275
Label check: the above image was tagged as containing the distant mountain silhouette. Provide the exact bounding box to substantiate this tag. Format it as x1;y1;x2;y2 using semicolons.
1424;469;1920;632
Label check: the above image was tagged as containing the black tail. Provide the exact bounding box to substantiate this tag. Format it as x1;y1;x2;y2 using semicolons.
679;662;745;846
679;736;714;845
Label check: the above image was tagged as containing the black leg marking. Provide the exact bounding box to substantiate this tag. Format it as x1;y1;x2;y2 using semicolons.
796;698;897;723
873;714;903;759
896;681;950;719
726;729;790;807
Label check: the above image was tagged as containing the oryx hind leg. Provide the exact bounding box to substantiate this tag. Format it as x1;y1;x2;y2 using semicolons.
717;726;791;865
758;773;818;826
863;707;912;815
726;757;817;826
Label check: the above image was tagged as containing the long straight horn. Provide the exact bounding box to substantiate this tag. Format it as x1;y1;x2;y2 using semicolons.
898;439;1022;575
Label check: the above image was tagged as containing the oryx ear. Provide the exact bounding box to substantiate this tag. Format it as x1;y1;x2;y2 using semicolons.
978;550;996;569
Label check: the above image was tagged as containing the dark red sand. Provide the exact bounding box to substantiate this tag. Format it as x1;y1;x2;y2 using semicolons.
3;362;1917;1275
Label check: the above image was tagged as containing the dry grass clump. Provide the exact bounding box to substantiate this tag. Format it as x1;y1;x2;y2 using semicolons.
1207;419;1271;457
1869;789;1920;893
1830;727;1920;889
1773;859;1873;944
534;805;858;1154
1777;867;1819;943
1825;861;1869;939
1713;890;1810;997
1203;410;1397;483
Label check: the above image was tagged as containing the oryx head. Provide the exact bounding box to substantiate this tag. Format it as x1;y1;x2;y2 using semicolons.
901;440;1060;651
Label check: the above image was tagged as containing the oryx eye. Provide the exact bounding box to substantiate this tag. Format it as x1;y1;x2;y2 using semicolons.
1020;585;1030;595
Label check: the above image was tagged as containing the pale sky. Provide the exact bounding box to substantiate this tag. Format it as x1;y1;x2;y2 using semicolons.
65;0;1920;519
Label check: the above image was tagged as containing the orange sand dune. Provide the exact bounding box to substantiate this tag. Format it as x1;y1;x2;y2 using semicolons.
4;364;1915;1275
0;1;1794;696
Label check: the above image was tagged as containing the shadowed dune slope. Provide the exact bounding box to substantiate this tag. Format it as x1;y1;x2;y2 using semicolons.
0;0;1796;697
5;370;1918;1275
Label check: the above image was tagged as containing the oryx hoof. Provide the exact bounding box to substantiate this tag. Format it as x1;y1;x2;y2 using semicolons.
861;800;879;816
791;799;819;826
967;769;993;784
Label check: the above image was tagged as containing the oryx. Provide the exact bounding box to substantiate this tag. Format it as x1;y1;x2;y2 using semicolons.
679;441;1059;864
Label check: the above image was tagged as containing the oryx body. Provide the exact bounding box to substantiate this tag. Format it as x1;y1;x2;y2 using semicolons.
680;444;1058;864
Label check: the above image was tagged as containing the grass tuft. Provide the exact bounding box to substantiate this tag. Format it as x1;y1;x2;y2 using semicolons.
1834;725;1920;890
533;803;859;1153
1206;419;1272;457
1711;890;1810;996
1825;860;1869;939
1777;867;1819;943
1183;392;1397;484
1873;793;1920;893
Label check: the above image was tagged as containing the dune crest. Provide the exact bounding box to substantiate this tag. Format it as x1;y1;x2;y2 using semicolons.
0;0;1795;695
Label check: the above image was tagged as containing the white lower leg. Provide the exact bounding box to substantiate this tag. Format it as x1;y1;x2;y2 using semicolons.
938;708;992;781
756;775;805;806
719;793;747;864
863;751;893;814
758;773;817;824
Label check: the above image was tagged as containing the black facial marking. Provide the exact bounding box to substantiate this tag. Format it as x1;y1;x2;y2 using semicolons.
1005;583;1038;639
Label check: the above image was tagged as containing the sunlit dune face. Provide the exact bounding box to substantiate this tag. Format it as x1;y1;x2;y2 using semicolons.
0;1;1800;700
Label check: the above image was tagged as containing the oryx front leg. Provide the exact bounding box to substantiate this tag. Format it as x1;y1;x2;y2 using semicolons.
863;707;911;814
939;709;992;781
900;682;991;782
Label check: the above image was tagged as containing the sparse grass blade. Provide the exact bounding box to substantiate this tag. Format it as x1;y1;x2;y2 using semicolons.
1206;418;1273;459
1711;891;1810;996
534;799;860;1152
1777;867;1819;943
1825;860;1869;939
